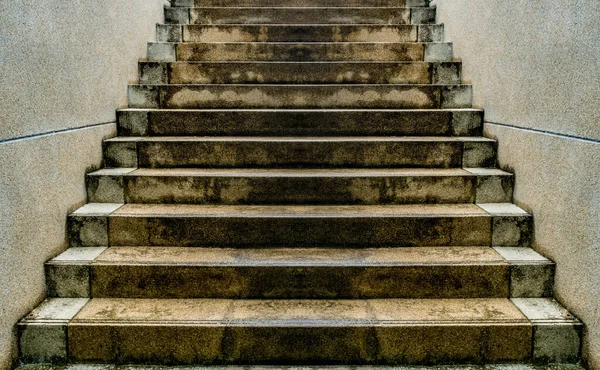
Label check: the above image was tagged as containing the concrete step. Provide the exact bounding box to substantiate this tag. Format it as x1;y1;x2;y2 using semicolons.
116;109;483;137
148;42;454;62
138;61;461;85
19;297;582;364
66;203;532;248
102;136;497;169
157;24;443;43
128;84;472;109
85;168;513;205
45;246;555;299
172;0;429;8
165;7;436;25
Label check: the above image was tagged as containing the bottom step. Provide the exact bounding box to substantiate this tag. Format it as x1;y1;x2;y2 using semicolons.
19;298;581;365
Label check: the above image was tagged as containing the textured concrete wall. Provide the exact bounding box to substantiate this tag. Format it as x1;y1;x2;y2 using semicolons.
436;0;599;141
0;1;164;369
0;1;164;140
436;1;600;368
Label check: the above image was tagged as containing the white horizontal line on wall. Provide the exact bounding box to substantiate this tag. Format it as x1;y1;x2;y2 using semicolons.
485;121;600;145
0;122;115;145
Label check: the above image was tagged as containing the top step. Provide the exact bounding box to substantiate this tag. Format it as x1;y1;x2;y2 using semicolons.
172;0;429;8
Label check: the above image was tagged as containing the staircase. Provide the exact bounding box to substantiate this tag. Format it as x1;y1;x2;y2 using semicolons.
18;0;583;367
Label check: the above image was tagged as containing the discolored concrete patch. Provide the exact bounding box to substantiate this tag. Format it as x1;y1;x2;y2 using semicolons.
88;246;509;299
64;298;532;364
175;41;431;62
188;7;412;25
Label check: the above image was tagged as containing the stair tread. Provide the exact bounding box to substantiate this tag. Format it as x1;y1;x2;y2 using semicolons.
89;246;506;266
110;203;491;217
71;297;528;325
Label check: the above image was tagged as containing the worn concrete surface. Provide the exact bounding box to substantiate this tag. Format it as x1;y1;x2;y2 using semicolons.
47;245;554;300
173;42;448;62
512;298;583;364
106;136;496;169
175;7;437;26
88;246;510;299
181;24;420;43
121;108;482;137
66;298;531;364
186;7;416;25
105;203;494;248
141;61;461;85
128;84;472;110
91;168;481;205
18;299;89;364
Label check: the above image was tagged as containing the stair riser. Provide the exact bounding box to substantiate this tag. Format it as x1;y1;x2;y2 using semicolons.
165;8;436;25
128;85;472;109
117;109;483;137
88;175;478;204
157;24;443;43
67;323;532;364
127;141;467;168
139;62;461;85
48;247;555;299
173;0;429;8
89;264;509;299
69;208;532;248
21;298;582;365
103;140;497;169
153;42;453;62
107;216;492;247
46;246;555;299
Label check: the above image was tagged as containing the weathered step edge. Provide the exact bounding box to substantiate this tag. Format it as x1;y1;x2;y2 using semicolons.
138;61;461;85
164;7;437;26
156;24;444;43
102;136;497;169
18;297;582;364
147;42;454;63
127;84;472;110
116;108;483;137
66;203;532;248
45;246;553;299
172;0;430;9
84;168;513;204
